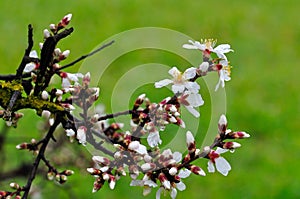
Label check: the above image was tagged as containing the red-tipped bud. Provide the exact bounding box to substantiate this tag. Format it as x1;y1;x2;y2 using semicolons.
16;143;27;150
189;165;206;176
158;173;171;189
218;114;227;134
226;131;250;139
92;177;104;193
87;168;102;175
223;142;241;149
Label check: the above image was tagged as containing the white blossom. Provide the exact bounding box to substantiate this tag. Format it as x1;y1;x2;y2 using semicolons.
207;147;231;176
155;67;199;94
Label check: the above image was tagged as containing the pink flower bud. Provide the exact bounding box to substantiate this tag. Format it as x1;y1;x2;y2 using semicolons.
158;173;171;189
190;165;206;176
223;142;241;149
16;143;27;150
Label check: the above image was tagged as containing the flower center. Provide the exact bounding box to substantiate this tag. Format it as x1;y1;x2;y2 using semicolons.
223;65;232;76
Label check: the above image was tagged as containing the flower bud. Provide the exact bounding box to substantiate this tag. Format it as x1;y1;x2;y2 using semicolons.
199;62;209;73
9;182;20;190
190;165;206;176
223;142;241;149
158;173;171;189
16;143;27;150
47;171;55;180
169;167;178;176
43;29;51;39
41;90;49;100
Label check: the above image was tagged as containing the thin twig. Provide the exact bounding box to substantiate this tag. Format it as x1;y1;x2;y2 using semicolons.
22;118;60;199
57;40;115;71
97;109;132;121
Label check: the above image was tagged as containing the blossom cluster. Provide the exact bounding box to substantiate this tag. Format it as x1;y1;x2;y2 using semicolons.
0;14;250;199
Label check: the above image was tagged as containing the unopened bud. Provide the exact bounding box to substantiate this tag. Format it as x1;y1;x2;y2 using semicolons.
16;143;27;150
47;171;55;180
41;90;49;100
169;167;178;176
223;142;241;149
63;170;74;176
43;29;51;39
190;165;206;176
199;62;209;73
9;182;20;190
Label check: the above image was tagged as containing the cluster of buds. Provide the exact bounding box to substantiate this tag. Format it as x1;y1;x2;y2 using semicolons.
47;169;74;184
0;110;23;128
16;139;39;155
131;94;185;147
0;183;22;199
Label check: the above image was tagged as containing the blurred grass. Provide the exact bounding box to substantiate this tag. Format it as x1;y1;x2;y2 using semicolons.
0;0;300;198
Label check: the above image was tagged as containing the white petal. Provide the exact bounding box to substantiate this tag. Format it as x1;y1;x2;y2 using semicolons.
215;157;231;176
172;84;185;94
184;82;200;93
207;161;215;173
130;180;143;186
199;62;209;72
156;187;163;199
216;147;229;154
170;188;178;199
172;152;182;163
24;63;36;73
155;79;173;88
183;67;197;79
29;50;38;58
144;180;158;188
213;44;233;54
178;169;191;178
176;181;186;191
186;93;204;107
136;144;148;155
182;44;199;49
147;131;162;147
185;106;200;118
62;78;71;88
168;67;181;77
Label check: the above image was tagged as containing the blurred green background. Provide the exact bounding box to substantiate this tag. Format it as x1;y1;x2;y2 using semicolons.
0;0;299;198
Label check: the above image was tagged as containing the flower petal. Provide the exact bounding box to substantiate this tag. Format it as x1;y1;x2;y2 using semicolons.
170;188;178;199
215;157;231;176
183;67;197;79
185;106;200;118
147;131;162;147
172;152;182;163
176;181;186;191
172;84;185;94
178;168;191;178
155;79;173;88
207;161;215;173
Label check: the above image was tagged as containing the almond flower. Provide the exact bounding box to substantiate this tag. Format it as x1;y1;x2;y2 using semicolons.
178;91;204;118
155;67;199;94
156;169;191;199
207;147;231;176
183;39;233;91
60;72;84;89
